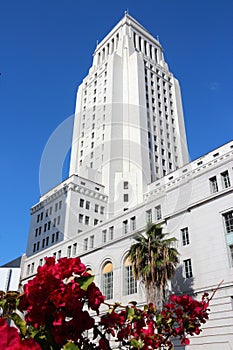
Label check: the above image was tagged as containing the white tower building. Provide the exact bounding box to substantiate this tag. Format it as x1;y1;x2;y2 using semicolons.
21;14;233;349
69;14;189;216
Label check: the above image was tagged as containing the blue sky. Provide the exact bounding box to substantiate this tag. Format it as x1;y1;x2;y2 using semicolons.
0;0;232;265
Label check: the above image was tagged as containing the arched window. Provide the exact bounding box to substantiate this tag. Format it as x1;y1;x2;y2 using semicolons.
102;261;113;299
123;257;137;295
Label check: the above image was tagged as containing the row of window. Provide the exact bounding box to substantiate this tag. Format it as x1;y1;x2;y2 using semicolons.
209;170;231;194
36;201;62;223
97;34;119;64
35;216;61;237
33;231;60;253
79;199;105;214
78;214;102;226
133;32;158;62
146;205;162;222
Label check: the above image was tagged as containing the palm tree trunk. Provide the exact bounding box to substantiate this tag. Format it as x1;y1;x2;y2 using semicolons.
146;283;163;311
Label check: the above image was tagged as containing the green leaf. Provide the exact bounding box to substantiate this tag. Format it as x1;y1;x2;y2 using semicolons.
10;312;27;336
126;306;135;322
130;338;142;348
0;299;7;311
63;342;80;350
156;313;162;325
74;275;94;291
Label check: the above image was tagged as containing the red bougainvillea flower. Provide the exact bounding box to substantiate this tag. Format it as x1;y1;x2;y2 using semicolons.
18;257;105;347
0;318;41;350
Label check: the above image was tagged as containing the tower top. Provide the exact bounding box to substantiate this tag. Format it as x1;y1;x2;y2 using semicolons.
94;13;162;55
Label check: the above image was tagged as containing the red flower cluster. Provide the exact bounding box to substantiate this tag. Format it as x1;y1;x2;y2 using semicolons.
19;257;105;347
0;318;41;350
160;293;209;345
0;257;214;350
98;294;210;349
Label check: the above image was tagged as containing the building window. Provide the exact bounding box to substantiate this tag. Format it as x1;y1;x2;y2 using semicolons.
84;238;88;251
102;229;107;243
124;194;129;202
102;262;113;300
209;176;218;193
57;216;60;225
123;258;137;295
67;245;71;258
229;245;233;266
85;216;90;225
181;227;190;246
95;204;99;213
57;250;61;259
221;170;231;189
100;206;104;215
123;220;128;234
223;211;233;233
94;218;98;226
90;235;94;249
146;209;152;223
55;203;58;212
123;181;128;189
155;205;162;220
183;259;193;278
130;216;136;231
72;243;77;256
79;214;83;223
86;201;90;210
56;231;59;241
39;258;43;266
79;198;84;208
109;226;114;240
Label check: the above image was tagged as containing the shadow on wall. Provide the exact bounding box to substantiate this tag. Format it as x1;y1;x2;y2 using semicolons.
171;265;194;296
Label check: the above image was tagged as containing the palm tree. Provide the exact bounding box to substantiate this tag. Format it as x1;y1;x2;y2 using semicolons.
127;223;179;308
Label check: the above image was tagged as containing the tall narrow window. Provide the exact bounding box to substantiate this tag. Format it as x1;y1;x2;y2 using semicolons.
73;243;77;256
84;238;88;251
130;216;136;231
209;176;218;193
146;209;152;223
223;211;233;266
155;205;162;220
102;262;113;300
181;227;190;246
102;229;107;243
109;226;114;240
221;170;231;189
183;259;193;278
67;245;71;258
123;220;128;234
90;235;94;249
123;257;137;295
